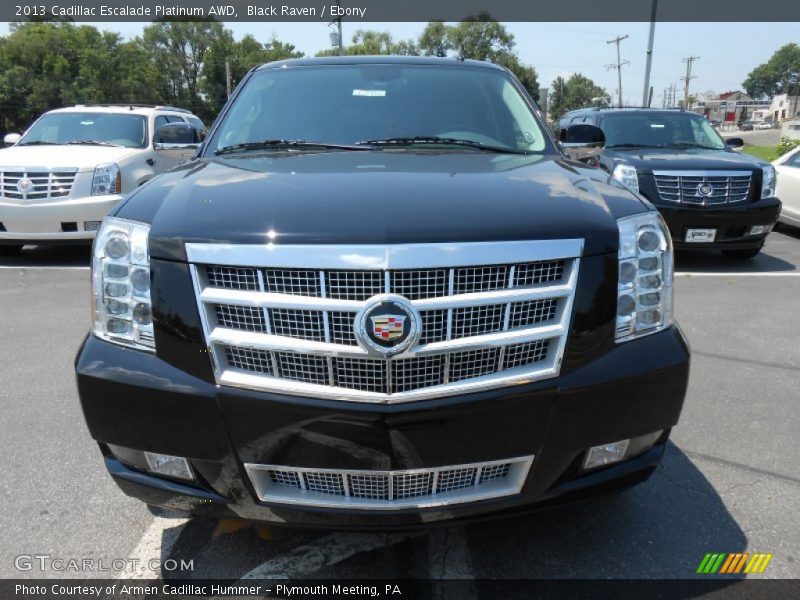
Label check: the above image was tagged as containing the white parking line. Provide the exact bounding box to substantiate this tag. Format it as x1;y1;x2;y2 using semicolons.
676;272;800;277
0;265;89;269
427;528;477;600
238;531;422;580
117;515;191;579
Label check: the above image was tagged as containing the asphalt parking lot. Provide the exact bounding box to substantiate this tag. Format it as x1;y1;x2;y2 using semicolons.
1;229;799;583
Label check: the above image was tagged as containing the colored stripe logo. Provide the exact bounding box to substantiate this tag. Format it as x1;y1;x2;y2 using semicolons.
696;552;773;574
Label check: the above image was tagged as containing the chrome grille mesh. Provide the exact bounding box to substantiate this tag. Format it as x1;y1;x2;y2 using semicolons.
207;266;259;291
215;304;266;332
653;170;752;205
0;168;78;200
223;340;551;394
245;456;534;509
190;240;581;403
269;308;325;341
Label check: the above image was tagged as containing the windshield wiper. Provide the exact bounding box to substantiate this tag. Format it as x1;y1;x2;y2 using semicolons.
17;141;65;146
606;143;667;149
358;136;527;154
64;140;122;147
214;139;371;155
666;142;722;150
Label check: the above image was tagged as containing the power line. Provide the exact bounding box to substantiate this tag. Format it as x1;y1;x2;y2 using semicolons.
606;34;629;107
682;55;700;108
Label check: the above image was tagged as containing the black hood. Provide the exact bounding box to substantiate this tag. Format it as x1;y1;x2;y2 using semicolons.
602;146;768;172
116;151;649;262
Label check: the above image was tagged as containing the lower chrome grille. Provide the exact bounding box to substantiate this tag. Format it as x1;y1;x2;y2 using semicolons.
189;240;582;403
245;456;534;509
653;170;752;205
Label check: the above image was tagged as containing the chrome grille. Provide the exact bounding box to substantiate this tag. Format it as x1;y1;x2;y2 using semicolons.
189;240;582;403
653;170;752;205
207;266;259;291
215;304;266;332
269;308;325;341
0;168;78;200
245;456;534;510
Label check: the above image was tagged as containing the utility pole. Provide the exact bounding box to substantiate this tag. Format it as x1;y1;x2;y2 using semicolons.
682;56;699;108
330;0;344;56
641;0;658;107
606;35;630;108
225;59;232;98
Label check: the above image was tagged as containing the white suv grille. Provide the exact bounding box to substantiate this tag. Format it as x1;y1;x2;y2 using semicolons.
188;240;582;404
0;168;78;200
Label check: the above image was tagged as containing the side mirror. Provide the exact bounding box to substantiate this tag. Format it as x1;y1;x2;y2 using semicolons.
559;124;605;161
725;137;744;149
153;123;202;151
4;133;21;147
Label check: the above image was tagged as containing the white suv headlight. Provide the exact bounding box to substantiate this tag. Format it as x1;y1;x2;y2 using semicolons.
92;217;154;351
761;165;776;199
616;211;674;342
612;164;640;195
92;163;121;196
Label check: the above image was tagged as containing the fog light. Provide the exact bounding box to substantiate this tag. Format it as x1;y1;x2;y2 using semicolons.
584;440;630;470
144;452;194;480
749;224;771;236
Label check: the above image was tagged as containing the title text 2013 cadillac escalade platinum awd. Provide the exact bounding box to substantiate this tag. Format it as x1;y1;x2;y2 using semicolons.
75;57;690;528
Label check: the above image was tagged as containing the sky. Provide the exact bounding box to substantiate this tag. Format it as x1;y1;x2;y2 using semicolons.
2;21;797;106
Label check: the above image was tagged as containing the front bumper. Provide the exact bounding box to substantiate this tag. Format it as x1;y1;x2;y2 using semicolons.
654;197;781;250
0;193;124;244
76;325;690;529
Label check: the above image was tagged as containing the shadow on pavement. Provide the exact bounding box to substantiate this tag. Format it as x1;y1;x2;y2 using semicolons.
0;244;91;268
461;442;747;580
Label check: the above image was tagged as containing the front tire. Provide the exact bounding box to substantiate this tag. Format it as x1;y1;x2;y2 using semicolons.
722;247;761;260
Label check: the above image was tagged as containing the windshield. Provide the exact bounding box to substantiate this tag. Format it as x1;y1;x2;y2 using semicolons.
208;64;549;154
20;112;148;148
599;112;726;150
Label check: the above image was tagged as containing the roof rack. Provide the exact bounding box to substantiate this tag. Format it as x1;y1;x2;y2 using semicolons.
72;104;191;113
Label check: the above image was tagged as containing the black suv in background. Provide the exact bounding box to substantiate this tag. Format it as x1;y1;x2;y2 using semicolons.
558;108;781;259
75;57;690;528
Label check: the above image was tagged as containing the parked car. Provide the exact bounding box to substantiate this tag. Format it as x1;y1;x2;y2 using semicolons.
754;121;774;130
0;104;205;254
739;120;755;131
558;108;781;259
773;145;800;228
75;56;690;529
708;119;721;128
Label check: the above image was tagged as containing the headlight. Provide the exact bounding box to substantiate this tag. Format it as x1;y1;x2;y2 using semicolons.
92;217;154;351
612;164;640;195
92;163;121;196
761;165;776;199
616;211;674;342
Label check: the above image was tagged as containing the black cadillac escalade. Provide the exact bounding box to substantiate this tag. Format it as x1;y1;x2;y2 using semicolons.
75;57;690;528
558;108;782;259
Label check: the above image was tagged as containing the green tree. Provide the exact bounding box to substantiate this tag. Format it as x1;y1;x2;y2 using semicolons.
140;20;228;116
743;43;800;99
201;34;303;115
548;73;609;121
416;16;539;97
418;21;449;57
316;30;419;57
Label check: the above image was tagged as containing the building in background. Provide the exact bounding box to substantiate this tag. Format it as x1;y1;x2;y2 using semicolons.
769;94;800;122
693;91;770;124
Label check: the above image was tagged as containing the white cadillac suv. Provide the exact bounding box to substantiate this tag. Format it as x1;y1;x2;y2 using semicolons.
0;104;205;253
